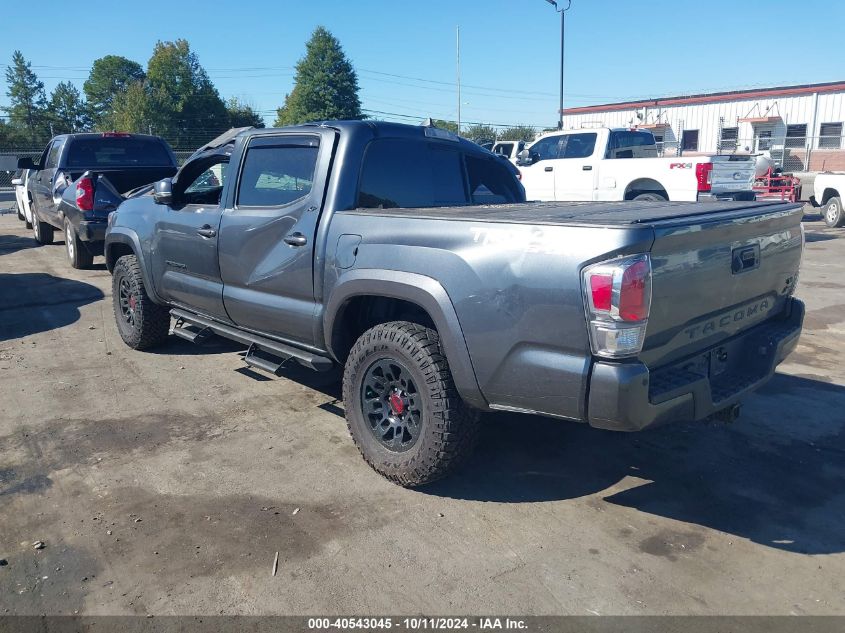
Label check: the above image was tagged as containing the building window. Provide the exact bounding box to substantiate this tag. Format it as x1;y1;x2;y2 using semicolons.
785;124;807;148
819;122;843;149
681;130;699;152
719;127;738;151
755;128;773;151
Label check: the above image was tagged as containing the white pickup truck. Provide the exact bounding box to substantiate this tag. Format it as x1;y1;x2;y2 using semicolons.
517;127;757;202
811;172;845;227
491;139;526;164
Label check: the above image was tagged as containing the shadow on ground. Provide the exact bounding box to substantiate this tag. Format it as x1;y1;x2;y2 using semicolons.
422;373;845;555
0;234;38;256
0;273;104;341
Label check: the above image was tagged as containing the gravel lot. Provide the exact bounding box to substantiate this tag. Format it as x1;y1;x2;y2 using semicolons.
0;210;843;616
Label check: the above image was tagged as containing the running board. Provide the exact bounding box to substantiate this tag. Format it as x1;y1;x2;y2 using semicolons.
171;323;214;344
169;308;334;372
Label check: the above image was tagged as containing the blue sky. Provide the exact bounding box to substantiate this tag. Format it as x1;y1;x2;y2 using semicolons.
3;0;843;129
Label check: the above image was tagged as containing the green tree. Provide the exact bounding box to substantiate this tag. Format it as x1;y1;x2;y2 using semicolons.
464;123;497;144
107;80;155;133
146;39;228;146
430;119;459;134
48;81;88;134
274;26;362;126
226;97;265;128
3;50;48;144
497;125;537;143
84;55;145;126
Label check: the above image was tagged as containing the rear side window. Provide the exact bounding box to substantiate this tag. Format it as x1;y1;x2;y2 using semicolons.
465;155;523;204
67;138;173;167
357;139;467;209
606;131;657;159
561;133;596;159
237;136;319;207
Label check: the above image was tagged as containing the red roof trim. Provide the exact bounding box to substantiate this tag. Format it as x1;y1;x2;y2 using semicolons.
562;81;845;115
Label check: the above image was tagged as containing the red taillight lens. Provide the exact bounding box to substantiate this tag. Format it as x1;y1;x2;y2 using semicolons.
76;178;94;212
618;259;650;321
589;273;613;312
695;162;713;192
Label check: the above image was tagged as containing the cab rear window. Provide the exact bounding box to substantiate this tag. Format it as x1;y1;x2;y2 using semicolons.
67;138;173;167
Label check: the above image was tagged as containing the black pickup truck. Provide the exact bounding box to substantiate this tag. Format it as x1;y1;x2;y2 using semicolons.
18;132;178;268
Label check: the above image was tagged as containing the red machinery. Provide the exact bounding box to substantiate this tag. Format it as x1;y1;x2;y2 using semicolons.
753;168;802;203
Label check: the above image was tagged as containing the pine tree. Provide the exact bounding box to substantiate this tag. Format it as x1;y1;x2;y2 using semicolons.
274;27;363;126
84;55;145;127
3;51;48;144
48;81;88;134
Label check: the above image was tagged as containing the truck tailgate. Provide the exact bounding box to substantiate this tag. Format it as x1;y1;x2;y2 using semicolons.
708;155;756;193
641;202;803;368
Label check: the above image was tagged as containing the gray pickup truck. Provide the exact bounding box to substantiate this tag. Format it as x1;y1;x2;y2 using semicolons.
104;121;805;487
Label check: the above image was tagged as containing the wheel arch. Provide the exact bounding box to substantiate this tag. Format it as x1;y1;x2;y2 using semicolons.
105;229;166;304
624;178;669;200
821;188;840;205
324;270;487;409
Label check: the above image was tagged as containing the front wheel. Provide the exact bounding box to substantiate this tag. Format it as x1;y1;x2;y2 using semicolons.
64;219;94;269
342;321;480;487
112;254;171;350
32;208;54;245
824;196;845;228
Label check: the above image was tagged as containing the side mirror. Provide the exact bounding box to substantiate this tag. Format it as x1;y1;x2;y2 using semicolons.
153;178;174;205
516;149;533;167
17;157;37;170
11;177;22;186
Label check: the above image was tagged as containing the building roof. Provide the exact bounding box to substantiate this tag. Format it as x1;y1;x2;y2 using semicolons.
562;80;845;115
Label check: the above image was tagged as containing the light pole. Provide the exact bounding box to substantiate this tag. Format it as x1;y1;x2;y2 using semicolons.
545;0;571;130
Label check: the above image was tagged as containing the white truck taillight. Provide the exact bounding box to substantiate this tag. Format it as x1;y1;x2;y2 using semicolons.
695;162;713;193
582;254;652;358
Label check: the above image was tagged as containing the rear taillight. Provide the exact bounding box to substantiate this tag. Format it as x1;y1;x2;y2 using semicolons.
582;254;652;358
76;178;94;212
695;162;713;192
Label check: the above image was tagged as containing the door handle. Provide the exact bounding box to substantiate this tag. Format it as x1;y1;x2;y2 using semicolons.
284;232;307;247
544;166;553;172
582;165;593;171
196;225;217;238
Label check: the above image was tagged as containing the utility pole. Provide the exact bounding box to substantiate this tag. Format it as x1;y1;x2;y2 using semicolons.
456;26;461;134
545;0;571;130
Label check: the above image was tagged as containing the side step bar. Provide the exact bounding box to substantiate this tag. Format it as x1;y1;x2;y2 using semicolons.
170;308;334;372
172;323;213;344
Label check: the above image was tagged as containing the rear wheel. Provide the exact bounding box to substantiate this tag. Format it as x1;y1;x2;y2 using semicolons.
633;192;667;202
16;202;25;222
342;321;480;487
64;219;94;269
112;254;171;350
824;196;844;228
31;207;54;245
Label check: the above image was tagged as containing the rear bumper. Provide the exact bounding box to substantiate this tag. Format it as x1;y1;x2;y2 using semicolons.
698;190;756;202
77;220;107;242
587;297;804;431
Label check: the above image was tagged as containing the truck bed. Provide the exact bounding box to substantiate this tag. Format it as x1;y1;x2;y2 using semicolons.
345;200;801;228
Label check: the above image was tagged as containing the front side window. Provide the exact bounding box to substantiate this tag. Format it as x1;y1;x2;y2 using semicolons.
357;139;467;209
45;141;62;168
181;158;229;205
494;143;514;157
238;136;319;207
527;136;563;162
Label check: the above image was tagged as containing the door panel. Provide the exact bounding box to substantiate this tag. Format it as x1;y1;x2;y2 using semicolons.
551;132;598;201
519;135;561;201
33;140;62;223
151;161;228;319
219;130;336;347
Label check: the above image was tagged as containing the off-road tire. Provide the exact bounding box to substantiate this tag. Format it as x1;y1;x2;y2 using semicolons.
64;218;94;269
112;254;170;350
633;192;667;202
32;208;54;245
824;196;844;228
342;321;480;487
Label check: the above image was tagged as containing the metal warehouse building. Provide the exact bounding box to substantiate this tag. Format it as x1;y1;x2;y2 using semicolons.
561;81;845;173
